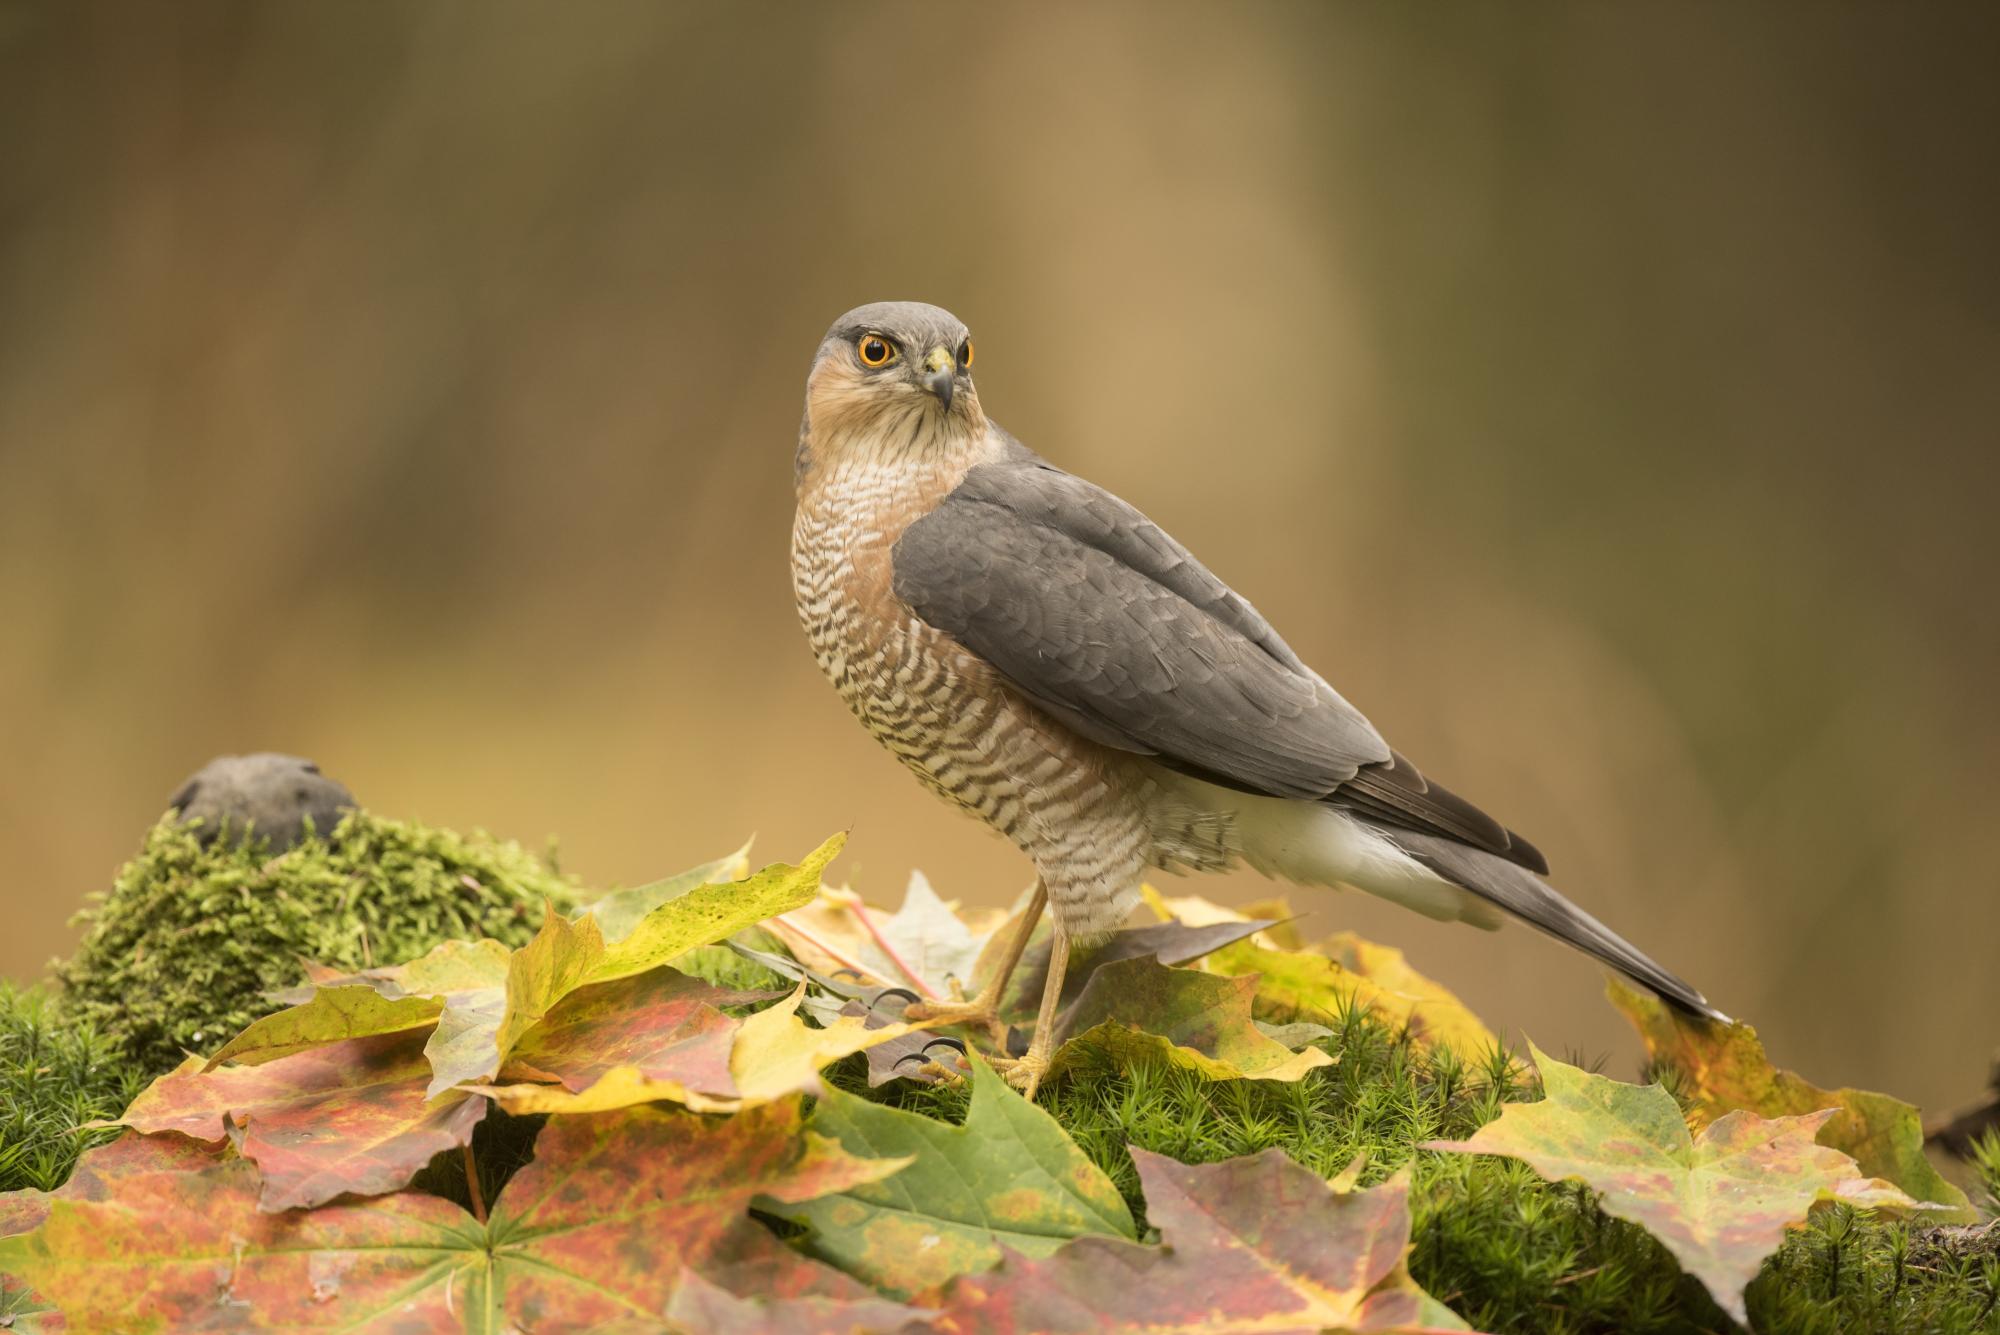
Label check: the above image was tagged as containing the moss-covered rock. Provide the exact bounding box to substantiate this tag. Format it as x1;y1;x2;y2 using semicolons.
51;810;582;1076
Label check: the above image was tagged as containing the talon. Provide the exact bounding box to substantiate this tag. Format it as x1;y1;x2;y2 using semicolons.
872;986;921;1010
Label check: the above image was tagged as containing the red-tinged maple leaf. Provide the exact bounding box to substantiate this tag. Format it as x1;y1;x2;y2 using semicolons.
499;966;767;1098
432;836;845;1097
1607;978;1973;1219
666;1268;935;1334
5;1127;224;1331
113;1027;486;1211
1425;1043;1871;1326
2;1149;472;1332
476;987;918;1116
929;1147;1473;1334
0;1102;910;1332
2;1134;221;1333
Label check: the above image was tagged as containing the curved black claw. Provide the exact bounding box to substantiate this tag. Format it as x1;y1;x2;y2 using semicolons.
870;986;921;1015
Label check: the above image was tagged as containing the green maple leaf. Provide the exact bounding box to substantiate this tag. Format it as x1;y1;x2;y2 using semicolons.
766;1054;1135;1298
1052;956;1335;1083
932;1147;1468;1333
1607;978;1974;1220
0;1102;906;1333
1425;1043;1879;1326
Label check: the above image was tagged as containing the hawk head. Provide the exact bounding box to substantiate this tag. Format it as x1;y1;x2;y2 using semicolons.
798;301;983;478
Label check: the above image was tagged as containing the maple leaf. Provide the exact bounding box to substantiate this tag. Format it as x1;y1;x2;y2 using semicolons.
1009;915;1278;1016
1316;932;1498;1055
930;1148;1470;1333
0;1102;907;1332
419;835;843;1097
205;984;443;1067
1139;890;1495;1057
2;1134;221;1334
776;869;997;1001
1203;938;1498;1058
666;1269;936;1334
1607;977;1974;1219
595;834;847;984
580;839;756;943
1424;1043;1875;1326
475;986;916;1115
114;1028;486;1211
835;1001;974;1088
273;936;516;1006
767;1055;1136;1298
499;965;769;1097
1052;956;1335;1083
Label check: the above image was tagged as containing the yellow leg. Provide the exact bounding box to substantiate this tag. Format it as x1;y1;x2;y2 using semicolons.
904;879;1047;1048
994;923;1069;1100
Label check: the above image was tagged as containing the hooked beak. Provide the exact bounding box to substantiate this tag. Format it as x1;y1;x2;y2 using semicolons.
921;346;955;412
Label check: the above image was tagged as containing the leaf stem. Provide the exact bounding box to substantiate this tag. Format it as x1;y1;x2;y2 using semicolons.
839;899;939;1000
769;913;879;984
463;1142;486;1223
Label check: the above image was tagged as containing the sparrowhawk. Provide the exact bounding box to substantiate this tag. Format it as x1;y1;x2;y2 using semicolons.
792;300;1723;1094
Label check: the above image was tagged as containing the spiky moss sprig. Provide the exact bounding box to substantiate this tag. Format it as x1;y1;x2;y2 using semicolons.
52;810;583;1076
831;997;1999;1334
0;983;147;1193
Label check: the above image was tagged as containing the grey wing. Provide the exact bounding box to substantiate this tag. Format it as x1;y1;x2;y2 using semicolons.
892;456;1391;799
893;451;1549;873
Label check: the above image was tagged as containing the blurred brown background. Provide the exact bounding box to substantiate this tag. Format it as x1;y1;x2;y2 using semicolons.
3;3;1996;1114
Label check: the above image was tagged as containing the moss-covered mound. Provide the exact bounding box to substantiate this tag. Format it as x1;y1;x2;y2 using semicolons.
51;811;582;1076
11;813;1998;1332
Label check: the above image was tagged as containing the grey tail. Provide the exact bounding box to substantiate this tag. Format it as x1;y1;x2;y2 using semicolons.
1385;828;1730;1025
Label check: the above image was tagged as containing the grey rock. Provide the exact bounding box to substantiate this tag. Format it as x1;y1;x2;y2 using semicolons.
167;753;356;851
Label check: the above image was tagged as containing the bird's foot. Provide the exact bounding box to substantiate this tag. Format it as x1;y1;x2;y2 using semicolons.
901;998;1009;1049
988;1050;1052;1100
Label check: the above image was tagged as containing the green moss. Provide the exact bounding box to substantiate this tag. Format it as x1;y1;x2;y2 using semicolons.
0;983;147;1194
836;999;1999;1333
52;810;582;1076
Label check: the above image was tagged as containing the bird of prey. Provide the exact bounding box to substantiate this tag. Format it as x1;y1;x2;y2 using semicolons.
792;300;1724;1094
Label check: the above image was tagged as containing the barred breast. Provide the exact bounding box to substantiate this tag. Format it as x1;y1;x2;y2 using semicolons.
791;451;1163;936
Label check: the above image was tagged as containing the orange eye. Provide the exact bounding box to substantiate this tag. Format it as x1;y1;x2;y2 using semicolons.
959;338;974;368
857;334;895;367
